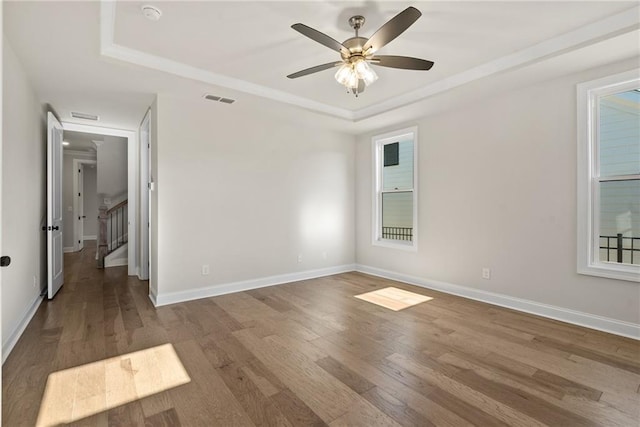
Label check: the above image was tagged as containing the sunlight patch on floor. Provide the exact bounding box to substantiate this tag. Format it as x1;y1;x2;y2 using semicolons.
36;343;190;426
355;286;433;311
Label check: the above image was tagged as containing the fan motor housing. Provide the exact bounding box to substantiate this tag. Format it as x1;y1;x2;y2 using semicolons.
341;37;368;59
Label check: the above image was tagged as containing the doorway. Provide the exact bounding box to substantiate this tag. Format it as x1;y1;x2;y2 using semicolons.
61;123;141;277
72;159;97;252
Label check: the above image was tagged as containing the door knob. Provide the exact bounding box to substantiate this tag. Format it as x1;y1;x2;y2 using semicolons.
52;226;59;231
0;256;11;267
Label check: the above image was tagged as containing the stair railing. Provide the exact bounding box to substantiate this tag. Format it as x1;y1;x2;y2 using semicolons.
97;200;128;268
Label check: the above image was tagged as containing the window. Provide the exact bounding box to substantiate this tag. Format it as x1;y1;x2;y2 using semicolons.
373;127;418;250
577;69;639;282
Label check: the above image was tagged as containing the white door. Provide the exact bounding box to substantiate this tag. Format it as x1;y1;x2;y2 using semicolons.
77;164;84;251
139;110;150;280
47;112;64;299
1;0;5;372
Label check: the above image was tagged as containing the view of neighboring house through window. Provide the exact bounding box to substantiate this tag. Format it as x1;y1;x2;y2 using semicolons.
577;70;639;282
598;89;640;265
373;127;417;250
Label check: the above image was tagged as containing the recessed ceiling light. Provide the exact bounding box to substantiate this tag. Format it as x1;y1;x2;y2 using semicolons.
142;5;162;21
62;141;70;146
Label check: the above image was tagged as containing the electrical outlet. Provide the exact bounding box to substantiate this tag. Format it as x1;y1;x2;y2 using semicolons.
482;268;491;280
297;254;302;263
201;264;210;275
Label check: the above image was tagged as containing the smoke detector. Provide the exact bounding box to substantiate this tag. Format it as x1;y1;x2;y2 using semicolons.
142;5;162;21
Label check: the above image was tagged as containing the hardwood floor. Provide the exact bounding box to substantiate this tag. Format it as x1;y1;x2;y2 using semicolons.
3;244;639;426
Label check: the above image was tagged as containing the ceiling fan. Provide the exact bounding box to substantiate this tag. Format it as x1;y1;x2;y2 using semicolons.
287;6;434;97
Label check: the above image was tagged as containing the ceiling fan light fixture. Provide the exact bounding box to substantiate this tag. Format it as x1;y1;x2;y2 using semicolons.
353;58;369;75
335;64;353;86
294;7;429;97
354;58;378;86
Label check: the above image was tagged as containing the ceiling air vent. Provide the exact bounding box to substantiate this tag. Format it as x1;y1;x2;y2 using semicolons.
203;94;235;104
71;111;99;121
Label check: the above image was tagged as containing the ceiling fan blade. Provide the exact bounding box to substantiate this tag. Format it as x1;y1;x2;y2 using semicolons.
370;55;434;70
287;62;342;79
363;7;422;54
292;23;350;56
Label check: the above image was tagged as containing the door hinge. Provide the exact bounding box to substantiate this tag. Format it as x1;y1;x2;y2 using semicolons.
78;216;81;220
78;192;81;196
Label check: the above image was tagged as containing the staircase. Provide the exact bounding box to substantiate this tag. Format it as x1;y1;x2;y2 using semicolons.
97;200;128;268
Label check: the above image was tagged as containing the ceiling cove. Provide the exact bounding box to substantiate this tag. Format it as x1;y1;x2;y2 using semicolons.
99;2;639;122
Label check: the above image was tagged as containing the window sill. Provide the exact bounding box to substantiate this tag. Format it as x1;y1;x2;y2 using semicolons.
372;238;417;252
578;263;640;283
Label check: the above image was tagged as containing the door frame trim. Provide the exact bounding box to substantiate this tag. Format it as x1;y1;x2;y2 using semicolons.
138;109;151;280
62;122;138;276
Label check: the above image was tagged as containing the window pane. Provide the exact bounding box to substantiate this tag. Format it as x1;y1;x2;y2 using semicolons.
383;143;399;166
383;140;413;191
599;89;640;177
599;179;640;265
382;191;413;241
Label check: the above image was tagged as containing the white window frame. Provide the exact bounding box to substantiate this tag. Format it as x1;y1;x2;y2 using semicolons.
372;126;418;251
577;69;640;282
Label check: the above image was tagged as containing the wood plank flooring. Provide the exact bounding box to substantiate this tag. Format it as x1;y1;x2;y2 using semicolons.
3;244;639;426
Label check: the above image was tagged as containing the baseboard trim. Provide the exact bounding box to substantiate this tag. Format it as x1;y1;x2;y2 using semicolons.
83;235;97;241
63;247;74;253
105;258;128;268
2;293;45;364
356;264;640;340
153;264;357;307
149;288;158;306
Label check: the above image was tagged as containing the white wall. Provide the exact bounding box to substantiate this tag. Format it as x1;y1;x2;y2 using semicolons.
151;95;355;301
62;152;95;249
97;135;127;200
83;165;97;238
356;59;640;325
1;38;45;354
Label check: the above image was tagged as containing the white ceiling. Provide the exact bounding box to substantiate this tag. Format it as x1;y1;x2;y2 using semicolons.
63;130;101;153
4;1;639;133
63;130;127;153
